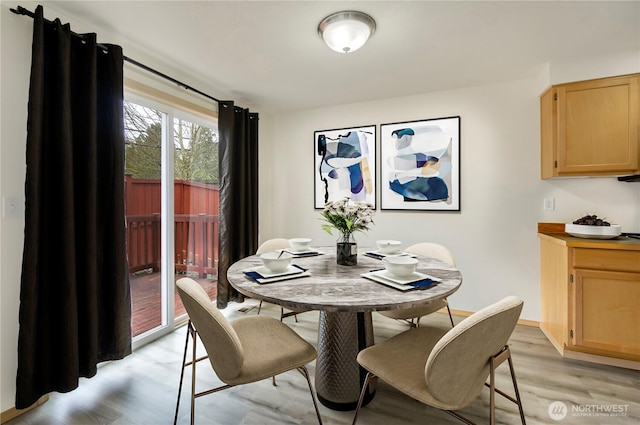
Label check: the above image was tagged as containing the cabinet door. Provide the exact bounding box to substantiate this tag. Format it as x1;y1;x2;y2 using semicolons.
556;75;639;175
540;88;557;179
571;269;640;359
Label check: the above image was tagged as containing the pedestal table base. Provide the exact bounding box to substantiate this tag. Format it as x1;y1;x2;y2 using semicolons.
315;311;376;410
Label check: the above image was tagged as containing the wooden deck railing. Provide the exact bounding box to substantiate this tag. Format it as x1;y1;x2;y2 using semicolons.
174;213;219;277
126;213;219;278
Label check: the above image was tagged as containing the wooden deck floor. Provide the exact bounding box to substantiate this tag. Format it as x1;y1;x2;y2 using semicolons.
129;271;217;337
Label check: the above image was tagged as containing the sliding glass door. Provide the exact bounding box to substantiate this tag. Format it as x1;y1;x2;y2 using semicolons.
124;95;218;347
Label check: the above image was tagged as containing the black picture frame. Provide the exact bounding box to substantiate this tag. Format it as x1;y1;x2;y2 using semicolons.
314;125;376;209
380;116;461;211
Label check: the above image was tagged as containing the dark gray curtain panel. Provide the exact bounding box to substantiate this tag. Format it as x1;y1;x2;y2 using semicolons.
16;5;132;409
217;101;259;308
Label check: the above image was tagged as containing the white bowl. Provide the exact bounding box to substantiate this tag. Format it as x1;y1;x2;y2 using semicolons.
289;237;312;252
376;240;402;254
383;256;418;278
260;251;293;272
565;223;622;239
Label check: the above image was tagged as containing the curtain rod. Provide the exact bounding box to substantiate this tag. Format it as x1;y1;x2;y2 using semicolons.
10;5;221;105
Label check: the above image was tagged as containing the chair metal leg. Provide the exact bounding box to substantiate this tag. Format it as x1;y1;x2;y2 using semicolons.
444;410;476;425
174;321;192;425
490;351;497;425
508;350;527;425
483;345;526;425
352;372;377;425
175;322;211;425
257;300;263;314
446;304;455;327
297;366;323;425
189;324;197;425
280;307;299;322
397;317;417;327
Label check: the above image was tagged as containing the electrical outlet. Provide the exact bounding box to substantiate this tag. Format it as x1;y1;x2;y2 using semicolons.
543;197;555;211
2;196;22;219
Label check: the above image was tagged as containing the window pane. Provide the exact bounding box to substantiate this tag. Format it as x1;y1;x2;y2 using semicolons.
124;101;164;337
173;116;219;320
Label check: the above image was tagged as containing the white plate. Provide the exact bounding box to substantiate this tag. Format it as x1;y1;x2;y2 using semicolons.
362;273;414;291
565;223;622;239
252;265;305;278
374;249;405;256
362;272;415;291
282;248;322;256
361;271;440;291
365;251;413;258
254;271;311;284
369;269;441;285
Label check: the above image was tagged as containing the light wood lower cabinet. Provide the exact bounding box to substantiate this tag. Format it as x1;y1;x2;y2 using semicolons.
571;268;640;356
539;233;640;368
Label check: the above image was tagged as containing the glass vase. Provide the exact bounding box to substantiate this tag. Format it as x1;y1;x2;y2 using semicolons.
336;233;357;266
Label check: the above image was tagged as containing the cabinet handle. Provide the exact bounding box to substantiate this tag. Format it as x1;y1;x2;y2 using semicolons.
569;274;573;283
570;329;574;339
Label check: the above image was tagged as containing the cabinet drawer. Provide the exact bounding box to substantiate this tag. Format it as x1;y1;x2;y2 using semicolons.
573;248;640;273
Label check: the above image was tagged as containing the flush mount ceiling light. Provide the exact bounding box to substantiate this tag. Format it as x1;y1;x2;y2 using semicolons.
318;11;376;53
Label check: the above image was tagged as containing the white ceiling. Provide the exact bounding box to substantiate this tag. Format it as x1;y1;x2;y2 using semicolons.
44;1;640;112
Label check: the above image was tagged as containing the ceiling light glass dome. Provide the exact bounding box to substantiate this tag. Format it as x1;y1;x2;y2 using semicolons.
318;11;376;53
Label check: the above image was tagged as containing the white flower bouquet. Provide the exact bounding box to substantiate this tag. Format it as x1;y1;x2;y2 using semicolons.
320;197;375;243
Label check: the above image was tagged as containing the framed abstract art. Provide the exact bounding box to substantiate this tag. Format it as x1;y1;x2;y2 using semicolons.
314;125;376;209
380;116;460;211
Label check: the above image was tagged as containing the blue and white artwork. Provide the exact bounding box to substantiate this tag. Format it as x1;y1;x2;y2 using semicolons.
380;117;460;211
314;125;376;209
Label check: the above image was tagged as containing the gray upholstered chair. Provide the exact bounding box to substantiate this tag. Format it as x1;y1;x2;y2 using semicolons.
353;296;526;425
379;242;456;327
255;238;308;321
174;277;322;425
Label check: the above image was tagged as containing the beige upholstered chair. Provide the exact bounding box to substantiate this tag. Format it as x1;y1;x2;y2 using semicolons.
353;296;526;425
379;242;456;327
256;238;292;255
255;238;308;321
174;277;322;425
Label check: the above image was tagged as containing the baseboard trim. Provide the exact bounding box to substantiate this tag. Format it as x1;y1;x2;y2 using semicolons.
564;349;640;371
447;308;539;327
1;395;49;424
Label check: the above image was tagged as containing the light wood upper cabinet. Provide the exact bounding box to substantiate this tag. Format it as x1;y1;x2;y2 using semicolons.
541;74;640;178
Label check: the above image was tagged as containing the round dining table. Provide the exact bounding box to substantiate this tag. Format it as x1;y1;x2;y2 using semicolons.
226;246;462;411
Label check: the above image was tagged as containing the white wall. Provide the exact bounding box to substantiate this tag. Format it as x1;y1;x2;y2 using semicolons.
1;1;34;414
258;56;640;324
2;0;639;414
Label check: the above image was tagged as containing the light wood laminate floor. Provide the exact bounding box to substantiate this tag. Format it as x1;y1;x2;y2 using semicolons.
7;300;639;425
